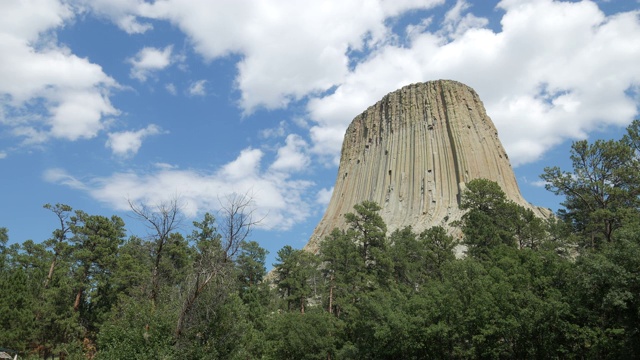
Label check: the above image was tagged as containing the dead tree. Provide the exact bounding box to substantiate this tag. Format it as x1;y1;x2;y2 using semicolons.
128;197;183;305
218;192;261;262
174;192;261;338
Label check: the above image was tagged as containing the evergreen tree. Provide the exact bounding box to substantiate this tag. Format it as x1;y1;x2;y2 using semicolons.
345;201;389;282
274;245;319;313
458;179;549;258
419;226;456;280
541;126;640;248
68;211;126;332
0;230;37;353
320;228;363;317
236;240;268;294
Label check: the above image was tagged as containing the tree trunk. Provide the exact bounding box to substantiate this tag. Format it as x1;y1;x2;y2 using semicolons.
74;270;88;311
44;254;57;288
74;288;83;312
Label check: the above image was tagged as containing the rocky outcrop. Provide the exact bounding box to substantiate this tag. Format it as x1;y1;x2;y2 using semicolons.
304;80;549;253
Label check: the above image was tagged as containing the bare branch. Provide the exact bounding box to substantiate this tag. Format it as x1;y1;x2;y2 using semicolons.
218;192;263;261
128;196;184;304
175;191;263;339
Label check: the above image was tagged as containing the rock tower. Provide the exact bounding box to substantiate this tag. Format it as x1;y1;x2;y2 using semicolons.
304;80;548;253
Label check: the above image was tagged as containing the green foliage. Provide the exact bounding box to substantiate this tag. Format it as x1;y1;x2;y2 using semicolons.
541;128;640;248
395;247;576;359
237;240;268;290
0;227;8;255
419;226;456;279
458;179;517;254
175;291;254;360
112;236;153;298
69;211;126;329
345;201;389;278
236;240;271;340
387;225;455;287
388;226;423;287
458;179;549;258
264;310;338;360
320;228;362;318
0;257;36;352
568;224;640;357
274;245;320;313
97;298;176;360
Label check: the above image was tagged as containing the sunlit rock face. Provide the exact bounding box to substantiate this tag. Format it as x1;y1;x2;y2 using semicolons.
305;80;549;253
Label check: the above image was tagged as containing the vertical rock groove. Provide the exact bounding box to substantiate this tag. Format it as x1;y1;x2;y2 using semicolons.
304;80;549;253
439;81;463;206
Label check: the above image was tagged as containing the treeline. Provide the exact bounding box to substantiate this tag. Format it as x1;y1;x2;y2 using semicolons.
1;120;639;359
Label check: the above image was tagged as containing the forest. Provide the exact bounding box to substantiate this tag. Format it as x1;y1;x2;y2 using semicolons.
1;120;640;359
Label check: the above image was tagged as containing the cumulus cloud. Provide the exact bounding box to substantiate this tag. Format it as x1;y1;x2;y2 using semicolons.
269;134;310;173
306;0;640;166
188;80;207;96
44;147;315;231
0;0;118;144
9;0;634;169
106;124;164;157
260;120;288;139
128;45;174;82
316;187;334;206
440;0;488;39
76;0;153;34
133;0;443;113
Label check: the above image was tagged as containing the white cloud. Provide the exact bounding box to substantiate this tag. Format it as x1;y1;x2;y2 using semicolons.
316;187;334;206
188;80;207;96
44;147;316;230
440;0;488;39
76;0;153;34
9;0;633;170
0;151;7;159
106;124;163;157
220;148;263;180
128;46;174;82
116;14;153;34
0;0;72;42
306;0;640;166
260;120;288;139
43;168;88;190
0;0;118;144
154;162;177;170
133;0;443;113
50;90;117;141
269;134;310;173
165;83;177;95
530;180;548;188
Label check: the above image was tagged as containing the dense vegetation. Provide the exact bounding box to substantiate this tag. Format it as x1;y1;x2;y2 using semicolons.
1;120;640;359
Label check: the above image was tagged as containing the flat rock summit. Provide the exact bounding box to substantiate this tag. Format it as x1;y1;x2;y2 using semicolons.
304;80;549;253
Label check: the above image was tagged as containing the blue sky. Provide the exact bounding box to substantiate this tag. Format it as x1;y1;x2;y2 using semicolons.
1;0;639;267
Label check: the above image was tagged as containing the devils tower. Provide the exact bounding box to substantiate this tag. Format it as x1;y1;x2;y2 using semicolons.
304;80;549;253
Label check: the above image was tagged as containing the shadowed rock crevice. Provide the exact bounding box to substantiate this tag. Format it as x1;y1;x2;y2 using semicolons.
305;80;549;253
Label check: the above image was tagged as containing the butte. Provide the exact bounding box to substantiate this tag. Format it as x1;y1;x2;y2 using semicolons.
304;80;549;253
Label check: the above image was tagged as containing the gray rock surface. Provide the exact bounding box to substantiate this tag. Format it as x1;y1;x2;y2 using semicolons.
304;80;549;253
